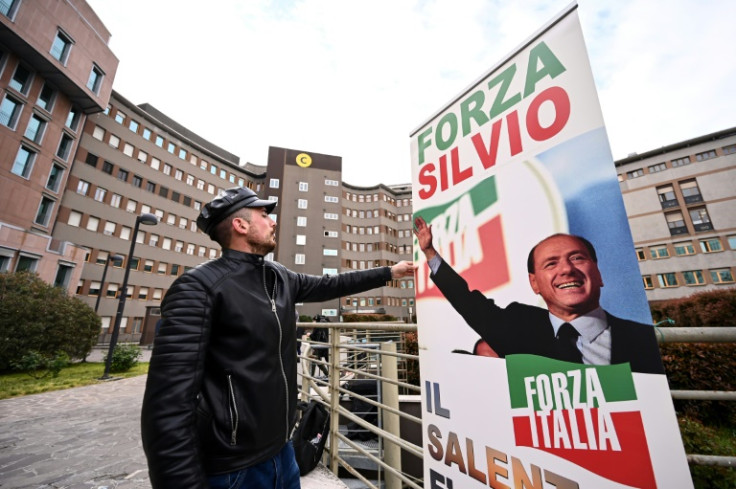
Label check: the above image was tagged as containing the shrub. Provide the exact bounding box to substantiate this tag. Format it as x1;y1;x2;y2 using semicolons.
678;417;736;489
11;350;70;379
402;331;420;386
651;289;736;327
342;314;396;322
0;272;100;371
105;344;142;373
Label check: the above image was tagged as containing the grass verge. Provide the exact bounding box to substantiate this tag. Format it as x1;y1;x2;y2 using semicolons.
0;362;149;400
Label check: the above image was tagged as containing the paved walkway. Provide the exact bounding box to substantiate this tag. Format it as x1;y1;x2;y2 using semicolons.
0;351;347;489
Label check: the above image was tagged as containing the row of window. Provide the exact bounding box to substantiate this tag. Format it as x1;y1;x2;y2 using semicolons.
107;106;249;187
344;224;413;238
636;236;734;260
620;144;735;181
663;205;713;236
656;179;702;208
344;191;412;207
68;210;220;260
0;252;74;290
344;241;413;255
343;296;416;308
643;268;735;289
344;207;412;222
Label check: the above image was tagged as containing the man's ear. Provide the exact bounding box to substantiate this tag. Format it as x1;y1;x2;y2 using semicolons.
233;216;248;235
528;273;540;295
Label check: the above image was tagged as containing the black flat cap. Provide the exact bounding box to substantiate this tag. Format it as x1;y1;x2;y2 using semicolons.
197;187;276;237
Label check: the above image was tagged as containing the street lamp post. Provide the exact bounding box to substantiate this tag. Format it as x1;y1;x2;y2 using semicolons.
94;253;124;314
101;213;158;380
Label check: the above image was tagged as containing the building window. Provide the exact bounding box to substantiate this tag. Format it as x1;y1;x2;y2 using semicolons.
106;283;118;298
138;287;149;300
297;199;308;209
655;185;677;208
114;111;126;125
679;179;702;204
295;254;305;265
155;135;164;147
50;30;74;63
699;238;722;253
108;134;120;148
167;142;175;154
16;255;39;272
657;273;678;288
143;127;152;140
296;235;306;245
126;199;137;213
150;157;160;170
710;268;735;284
94;186;107;202
324;213;338;220
0;94;22;128
10;64;32;94
102;161;114;174
56;133;74;160
65;107;80;131
86;216;99;232
650;245;669;259
671;156;690;167
665;211;687;236
144;260;154;272
92;125;105;141
87;65;104;94
24;114;47;143
635;248;645;261
103;221;116;236
695;150;717;161
689;207;713;232
37;84;56;112
723;144;736;155
324;230;338;238
269;178;279;188
11;146;35;178
46;164;64;192
299;182;309;192
648;162;667;173
297;216;307;227
129;119;139;133
123;143;134;157
673;241;695;256
67;211;82;227
132;175;142;188
682;270;705;286
728;235;736;250
34;196;55;226
323;249;338;256
117;169;129;182
643;275;654;290
0;0;21;19
325;179;339;186
110;193;122;208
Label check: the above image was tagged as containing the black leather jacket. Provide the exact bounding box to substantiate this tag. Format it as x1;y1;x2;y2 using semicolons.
141;249;391;487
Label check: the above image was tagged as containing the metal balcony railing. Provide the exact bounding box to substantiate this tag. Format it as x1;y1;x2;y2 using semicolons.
296;322;736;488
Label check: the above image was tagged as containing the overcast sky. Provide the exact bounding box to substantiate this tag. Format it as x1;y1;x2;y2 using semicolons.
85;0;735;186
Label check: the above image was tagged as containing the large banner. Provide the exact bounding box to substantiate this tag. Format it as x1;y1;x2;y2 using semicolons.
409;4;692;488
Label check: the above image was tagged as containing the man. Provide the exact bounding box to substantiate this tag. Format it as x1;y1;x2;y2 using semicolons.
141;187;416;488
414;216;663;374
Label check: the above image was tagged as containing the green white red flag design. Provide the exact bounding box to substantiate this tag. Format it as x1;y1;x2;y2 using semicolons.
507;355;656;488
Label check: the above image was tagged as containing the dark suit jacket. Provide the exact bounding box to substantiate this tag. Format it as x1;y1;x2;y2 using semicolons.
433;260;664;375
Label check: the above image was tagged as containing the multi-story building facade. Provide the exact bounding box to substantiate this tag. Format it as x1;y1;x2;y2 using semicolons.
55;91;414;343
262;147;414;320
616;127;736;302
0;0;117;288
53;91;266;342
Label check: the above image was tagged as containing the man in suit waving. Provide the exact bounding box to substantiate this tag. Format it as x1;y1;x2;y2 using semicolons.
414;216;664;375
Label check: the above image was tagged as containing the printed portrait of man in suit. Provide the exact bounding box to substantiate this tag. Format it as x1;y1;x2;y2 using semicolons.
414;216;664;374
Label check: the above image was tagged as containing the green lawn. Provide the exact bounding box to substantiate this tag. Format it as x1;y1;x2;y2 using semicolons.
0;361;149;400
